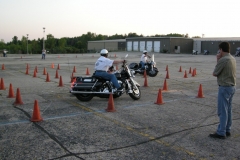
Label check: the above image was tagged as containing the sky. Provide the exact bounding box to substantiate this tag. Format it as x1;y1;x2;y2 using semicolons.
1;0;240;42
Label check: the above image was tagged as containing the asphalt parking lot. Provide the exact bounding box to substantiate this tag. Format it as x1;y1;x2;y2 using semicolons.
0;52;240;160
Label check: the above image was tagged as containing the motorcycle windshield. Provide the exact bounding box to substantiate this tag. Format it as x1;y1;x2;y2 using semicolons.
152;54;155;62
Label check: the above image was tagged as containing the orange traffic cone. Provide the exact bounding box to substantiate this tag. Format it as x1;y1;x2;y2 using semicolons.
35;66;38;73
0;78;6;90
162;79;168;91
51;63;54;69
165;70;169;79
13;88;23;105
57;64;60;70
143;75;148;87
143;70;147;78
33;70;37;77
43;67;47;75
31;100;43;122
7;83;15;98
165;65;168;71
73;66;76;73
55;69;59;78
26;63;30;69
192;68;195;77
2;64;5;70
194;68;197;75
106;93;116;112
86;68;90;75
70;72;74;82
184;70;188;78
155;89;165;105
46;73;50;82
189;67;192;74
58;76;64;87
25;67;29;74
197;84;204;98
179;66;182;72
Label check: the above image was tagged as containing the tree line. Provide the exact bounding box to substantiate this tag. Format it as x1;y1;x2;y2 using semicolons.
0;32;192;54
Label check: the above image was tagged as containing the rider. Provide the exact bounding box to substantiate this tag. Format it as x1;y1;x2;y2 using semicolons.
94;49;123;92
140;50;150;70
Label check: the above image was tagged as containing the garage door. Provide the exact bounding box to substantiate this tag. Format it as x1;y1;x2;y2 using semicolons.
140;41;145;51
154;41;160;52
133;41;138;51
146;41;152;52
127;41;132;51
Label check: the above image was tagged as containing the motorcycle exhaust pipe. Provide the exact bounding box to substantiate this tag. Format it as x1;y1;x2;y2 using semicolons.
70;90;112;94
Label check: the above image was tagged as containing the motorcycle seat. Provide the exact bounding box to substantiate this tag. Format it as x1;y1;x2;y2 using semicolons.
92;75;104;80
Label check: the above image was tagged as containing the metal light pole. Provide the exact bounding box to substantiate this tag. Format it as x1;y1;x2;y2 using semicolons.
43;27;45;50
26;34;28;54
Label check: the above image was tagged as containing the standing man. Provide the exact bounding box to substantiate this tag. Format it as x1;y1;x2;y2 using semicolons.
209;42;236;139
94;49;123;92
42;49;46;59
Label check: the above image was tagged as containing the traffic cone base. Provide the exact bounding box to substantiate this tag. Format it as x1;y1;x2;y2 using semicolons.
155;89;165;105
13;88;23;105
106;93;116;112
31;100;43;122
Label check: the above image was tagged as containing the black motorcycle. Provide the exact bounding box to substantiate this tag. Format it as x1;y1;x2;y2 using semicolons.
70;54;141;101
235;47;240;57
129;54;158;77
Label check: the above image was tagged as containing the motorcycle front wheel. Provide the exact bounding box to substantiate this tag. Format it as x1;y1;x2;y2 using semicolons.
75;93;94;101
147;67;158;77
129;86;141;100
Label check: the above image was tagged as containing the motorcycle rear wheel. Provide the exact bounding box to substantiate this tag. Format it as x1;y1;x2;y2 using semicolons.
75;94;94;101
129;87;141;100
147;68;158;77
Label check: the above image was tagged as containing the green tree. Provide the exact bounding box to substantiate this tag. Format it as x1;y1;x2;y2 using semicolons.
46;34;55;53
12;36;18;45
21;36;27;54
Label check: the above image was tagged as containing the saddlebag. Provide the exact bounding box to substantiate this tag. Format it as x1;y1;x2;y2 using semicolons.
72;76;101;90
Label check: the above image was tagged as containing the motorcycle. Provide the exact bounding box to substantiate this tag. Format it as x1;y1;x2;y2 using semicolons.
128;54;158;77
235;47;240;57
69;54;141;102
203;50;209;55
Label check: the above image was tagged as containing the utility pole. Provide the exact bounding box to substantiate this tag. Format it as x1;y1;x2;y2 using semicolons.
27;34;29;54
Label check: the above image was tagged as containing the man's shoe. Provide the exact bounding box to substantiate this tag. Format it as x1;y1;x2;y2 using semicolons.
117;86;123;92
226;132;231;137
209;133;226;139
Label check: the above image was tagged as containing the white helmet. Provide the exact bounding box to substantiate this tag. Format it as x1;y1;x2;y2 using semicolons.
143;50;147;54
100;49;108;56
